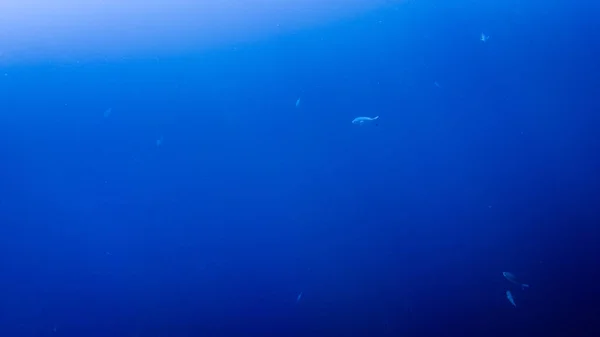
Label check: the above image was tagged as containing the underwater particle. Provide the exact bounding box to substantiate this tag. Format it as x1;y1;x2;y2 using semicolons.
434;81;441;88
296;291;303;303
103;107;112;118
352;116;379;126
503;272;530;289
156;135;164;147
506;290;516;307
480;33;490;42
296;98;301;107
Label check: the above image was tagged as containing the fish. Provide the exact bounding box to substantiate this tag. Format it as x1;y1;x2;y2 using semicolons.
296;291;303;303
480;33;490;42
506;290;516;307
103;107;112;118
503;272;529;290
352;116;379;126
296;98;301;107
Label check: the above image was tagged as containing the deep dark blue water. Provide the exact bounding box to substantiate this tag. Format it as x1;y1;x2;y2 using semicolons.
1;1;600;336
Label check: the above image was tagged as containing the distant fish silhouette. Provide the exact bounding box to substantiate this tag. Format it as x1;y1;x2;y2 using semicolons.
503;272;529;290
352;116;379;126
296;291;303;303
506;290;516;307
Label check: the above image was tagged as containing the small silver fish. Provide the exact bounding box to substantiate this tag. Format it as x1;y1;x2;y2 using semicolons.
506;290;516;307
503;272;529;290
352;116;379;126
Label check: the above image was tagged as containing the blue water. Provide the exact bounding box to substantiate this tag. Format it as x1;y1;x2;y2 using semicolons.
1;1;600;336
